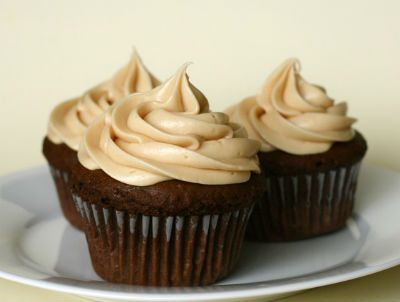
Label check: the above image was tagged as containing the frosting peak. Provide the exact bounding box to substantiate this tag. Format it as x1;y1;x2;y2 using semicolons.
78;64;261;186
227;59;356;155
107;49;160;101
148;63;209;114
47;50;160;150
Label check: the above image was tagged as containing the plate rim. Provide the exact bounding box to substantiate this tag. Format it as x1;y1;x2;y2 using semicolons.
1;254;400;301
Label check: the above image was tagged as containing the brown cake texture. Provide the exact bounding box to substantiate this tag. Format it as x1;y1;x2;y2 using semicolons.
42;137;84;229
69;162;266;286
246;131;368;242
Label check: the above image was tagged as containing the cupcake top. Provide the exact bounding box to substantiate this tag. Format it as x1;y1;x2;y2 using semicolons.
47;50;160;151
226;59;356;155
78;64;261;186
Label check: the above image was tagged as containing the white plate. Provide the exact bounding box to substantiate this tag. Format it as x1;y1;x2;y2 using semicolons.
0;165;399;301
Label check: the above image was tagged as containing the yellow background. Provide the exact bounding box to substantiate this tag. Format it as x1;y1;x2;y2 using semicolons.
0;0;399;300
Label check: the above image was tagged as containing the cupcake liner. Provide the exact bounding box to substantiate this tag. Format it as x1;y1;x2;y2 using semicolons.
49;166;84;229
247;161;362;241
73;193;253;286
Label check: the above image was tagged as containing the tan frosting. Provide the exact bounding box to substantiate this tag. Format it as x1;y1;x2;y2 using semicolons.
227;59;356;155
78;64;261;186
47;50;160;150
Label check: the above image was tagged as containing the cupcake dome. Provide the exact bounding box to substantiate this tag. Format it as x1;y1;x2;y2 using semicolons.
78;63;260;185
227;58;356;154
47;50;160;151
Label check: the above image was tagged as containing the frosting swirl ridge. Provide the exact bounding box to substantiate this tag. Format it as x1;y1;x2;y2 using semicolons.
47;50;160;150
227;59;356;154
78;64;261;186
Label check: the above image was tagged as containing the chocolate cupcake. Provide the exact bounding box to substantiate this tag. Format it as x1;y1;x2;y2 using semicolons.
42;50;160;229
227;59;367;241
71;64;265;286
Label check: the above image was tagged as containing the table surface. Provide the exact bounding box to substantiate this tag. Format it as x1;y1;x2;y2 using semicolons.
1;0;400;300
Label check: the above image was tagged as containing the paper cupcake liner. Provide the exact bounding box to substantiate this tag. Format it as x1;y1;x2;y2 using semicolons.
73;194;253;286
49;166;84;229
246;161;362;242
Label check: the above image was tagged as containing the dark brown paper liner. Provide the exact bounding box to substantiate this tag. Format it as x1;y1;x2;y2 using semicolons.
72;194;253;286
246;162;362;242
49;166;84;229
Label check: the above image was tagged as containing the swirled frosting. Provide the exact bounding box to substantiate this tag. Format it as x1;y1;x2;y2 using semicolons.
78;64;261;186
47;50;160;150
227;59;356;155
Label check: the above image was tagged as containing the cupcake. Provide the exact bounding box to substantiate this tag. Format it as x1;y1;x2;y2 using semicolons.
70;64;265;286
42;50;160;229
227;59;367;241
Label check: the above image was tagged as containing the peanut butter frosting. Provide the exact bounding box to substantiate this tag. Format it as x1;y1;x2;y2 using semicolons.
227;59;356;155
47;50;160;150
78;64;261;186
